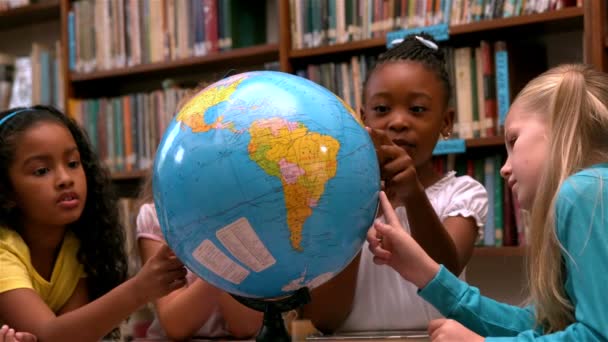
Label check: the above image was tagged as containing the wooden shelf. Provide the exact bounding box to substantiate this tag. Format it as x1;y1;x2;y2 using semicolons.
288;7;584;59
473;246;526;257
289;37;385;59
70;43;280;82
450;6;583;35
0;0;60;30
111;170;148;181
466;136;505;148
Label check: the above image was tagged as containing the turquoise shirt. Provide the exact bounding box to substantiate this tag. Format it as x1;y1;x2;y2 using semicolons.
419;164;608;341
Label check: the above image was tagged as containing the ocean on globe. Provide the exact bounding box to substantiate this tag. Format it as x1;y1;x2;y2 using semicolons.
153;71;380;299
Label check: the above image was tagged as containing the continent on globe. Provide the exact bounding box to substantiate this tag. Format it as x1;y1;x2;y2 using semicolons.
248;117;340;251
154;70;380;298
176;76;246;133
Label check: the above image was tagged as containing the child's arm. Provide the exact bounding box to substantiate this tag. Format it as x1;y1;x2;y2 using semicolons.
370;191;535;335
0;244;186;342
401;186;478;275
218;292;262;338
139;238;227;341
369;128;478;275
299;255;360;334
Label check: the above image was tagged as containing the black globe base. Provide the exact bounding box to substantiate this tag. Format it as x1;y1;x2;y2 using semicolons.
231;287;311;342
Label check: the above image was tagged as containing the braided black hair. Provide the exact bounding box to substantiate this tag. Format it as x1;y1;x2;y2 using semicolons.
0;105;127;337
363;33;451;106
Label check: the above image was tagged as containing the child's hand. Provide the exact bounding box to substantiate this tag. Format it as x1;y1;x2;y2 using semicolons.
366;127;422;203
367;191;439;289
134;244;188;302
0;325;37;342
428;319;484;342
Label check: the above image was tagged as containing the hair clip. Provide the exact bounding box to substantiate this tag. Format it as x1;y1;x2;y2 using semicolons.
390;38;404;46
415;36;438;50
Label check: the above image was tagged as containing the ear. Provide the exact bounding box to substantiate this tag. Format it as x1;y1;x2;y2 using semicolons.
441;108;455;138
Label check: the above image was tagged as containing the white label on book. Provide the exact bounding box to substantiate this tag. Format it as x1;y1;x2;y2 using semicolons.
216;217;276;273
192;239;249;284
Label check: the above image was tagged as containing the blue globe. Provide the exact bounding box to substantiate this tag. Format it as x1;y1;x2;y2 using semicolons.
153;71;380;299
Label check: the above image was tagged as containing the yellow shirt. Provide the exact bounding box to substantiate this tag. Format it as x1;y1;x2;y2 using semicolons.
0;227;85;313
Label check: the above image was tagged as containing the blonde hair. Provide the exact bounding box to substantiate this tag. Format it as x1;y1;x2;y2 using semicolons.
513;64;608;332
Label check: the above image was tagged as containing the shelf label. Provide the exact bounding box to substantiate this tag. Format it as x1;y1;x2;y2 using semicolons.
386;24;450;49
433;139;466;155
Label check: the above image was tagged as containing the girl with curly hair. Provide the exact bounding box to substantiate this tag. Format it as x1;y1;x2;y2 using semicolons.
0;106;187;342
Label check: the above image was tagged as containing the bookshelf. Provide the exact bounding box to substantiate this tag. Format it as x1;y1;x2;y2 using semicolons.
286;7;584;62
0;0;60;30
70;43;280;82
3;0;606;334
46;0;606;182
473;246;526;257
465;136;505;148
51;0;604;253
1;1;601;254
110;169;149;181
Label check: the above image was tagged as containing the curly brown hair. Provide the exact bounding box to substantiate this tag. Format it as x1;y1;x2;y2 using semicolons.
0;105;128;335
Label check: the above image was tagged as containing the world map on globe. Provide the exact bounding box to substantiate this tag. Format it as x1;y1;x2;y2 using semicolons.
154;71;380;298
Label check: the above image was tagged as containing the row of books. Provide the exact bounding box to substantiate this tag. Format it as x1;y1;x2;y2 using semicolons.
68;86;191;173
296;39;542;140
448;40;511;139
295;55;376;115
433;153;524;247
289;0;579;50
0;42;64;112
0;0;31;11
68;0;267;74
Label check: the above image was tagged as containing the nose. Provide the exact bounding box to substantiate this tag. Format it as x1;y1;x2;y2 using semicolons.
500;156;512;180
387;109;410;132
56;166;75;189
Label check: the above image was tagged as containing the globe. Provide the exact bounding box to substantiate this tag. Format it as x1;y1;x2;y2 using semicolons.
153;71;380;299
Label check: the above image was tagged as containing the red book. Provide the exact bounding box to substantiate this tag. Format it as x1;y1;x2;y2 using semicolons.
480;40;497;137
204;0;219;53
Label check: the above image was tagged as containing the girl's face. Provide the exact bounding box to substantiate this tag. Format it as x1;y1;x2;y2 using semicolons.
500;102;549;211
8;121;87;230
362;61;452;169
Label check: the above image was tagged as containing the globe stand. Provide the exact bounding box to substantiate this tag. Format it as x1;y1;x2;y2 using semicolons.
231;287;311;342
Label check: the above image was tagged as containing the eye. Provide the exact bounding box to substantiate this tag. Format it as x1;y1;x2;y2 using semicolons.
373;105;390;114
33;167;50;176
410;106;427;114
506;135;517;148
68;160;81;169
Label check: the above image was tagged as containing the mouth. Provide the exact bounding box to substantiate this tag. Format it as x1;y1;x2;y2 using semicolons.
57;192;80;208
392;139;416;150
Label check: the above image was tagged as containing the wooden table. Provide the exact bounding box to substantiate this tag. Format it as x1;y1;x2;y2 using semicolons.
134;332;430;341
133;320;430;341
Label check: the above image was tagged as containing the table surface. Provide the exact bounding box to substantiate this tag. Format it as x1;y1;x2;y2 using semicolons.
133;330;430;342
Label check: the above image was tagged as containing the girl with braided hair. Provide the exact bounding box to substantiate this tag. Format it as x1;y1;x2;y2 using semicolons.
303;34;488;333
